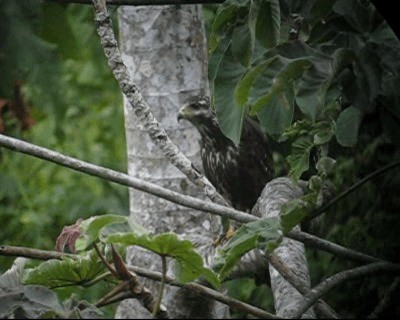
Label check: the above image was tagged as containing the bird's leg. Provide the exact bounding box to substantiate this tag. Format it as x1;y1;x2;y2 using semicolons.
212;221;237;246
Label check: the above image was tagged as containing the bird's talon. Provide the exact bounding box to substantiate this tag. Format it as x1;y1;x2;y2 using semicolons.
212;224;236;247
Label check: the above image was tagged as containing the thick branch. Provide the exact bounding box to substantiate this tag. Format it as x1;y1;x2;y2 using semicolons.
253;178;316;318
0;245;279;319
291;262;400;319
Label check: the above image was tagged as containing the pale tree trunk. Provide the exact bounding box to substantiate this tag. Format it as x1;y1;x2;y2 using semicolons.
115;4;228;318
253;177;316;319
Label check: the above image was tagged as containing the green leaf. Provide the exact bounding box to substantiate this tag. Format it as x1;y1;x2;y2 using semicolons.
231;24;253;67
280;198;314;233
335;106;363;147
75;214;131;251
313;120;335;145
235;54;311;135
250;57;312;114
256;84;294;136
286;136;314;180
254;0;280;48
23;249;105;288
352;44;382;113
316;156;336;175
211;44;247;144
217;217;282;279
295;61;331;120
106;232;220;288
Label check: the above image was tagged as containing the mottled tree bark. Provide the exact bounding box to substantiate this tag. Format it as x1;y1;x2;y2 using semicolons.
252;177;316;319
116;4;228;318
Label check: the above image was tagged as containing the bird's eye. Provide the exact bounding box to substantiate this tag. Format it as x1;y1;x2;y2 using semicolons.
191;103;201;110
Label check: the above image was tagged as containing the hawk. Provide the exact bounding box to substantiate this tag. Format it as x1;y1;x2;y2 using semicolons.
178;96;274;214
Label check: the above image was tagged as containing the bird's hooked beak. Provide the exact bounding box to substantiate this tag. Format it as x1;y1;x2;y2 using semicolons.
177;104;189;122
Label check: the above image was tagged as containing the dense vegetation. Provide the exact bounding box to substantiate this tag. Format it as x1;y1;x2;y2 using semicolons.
0;0;399;318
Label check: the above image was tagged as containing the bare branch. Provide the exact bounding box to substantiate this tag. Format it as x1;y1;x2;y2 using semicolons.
0;244;76;260
306;160;400;222
291;262;400;319
287;229;380;264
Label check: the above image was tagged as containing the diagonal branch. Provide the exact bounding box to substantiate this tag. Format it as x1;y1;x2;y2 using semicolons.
0;133;250;223
291;262;400;319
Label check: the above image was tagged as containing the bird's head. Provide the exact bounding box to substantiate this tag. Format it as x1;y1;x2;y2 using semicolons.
177;96;215;125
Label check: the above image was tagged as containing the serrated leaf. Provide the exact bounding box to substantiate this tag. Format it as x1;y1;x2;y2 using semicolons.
23;249;105;288
335;106;363;147
218;218;282;279
75;214;130;251
286;136;314;180
106;232;220;288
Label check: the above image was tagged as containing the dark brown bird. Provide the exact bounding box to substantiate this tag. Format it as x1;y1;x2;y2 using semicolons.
178;96;274;213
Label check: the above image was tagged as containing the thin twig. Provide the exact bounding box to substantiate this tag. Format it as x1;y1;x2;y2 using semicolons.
287;229;381;264
306;160;400;221
291;262;400;319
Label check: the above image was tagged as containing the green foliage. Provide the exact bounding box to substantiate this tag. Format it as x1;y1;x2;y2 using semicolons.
216;217;282;279
208;0;400;154
207;1;400;317
23;250;106;288
0;0;127;270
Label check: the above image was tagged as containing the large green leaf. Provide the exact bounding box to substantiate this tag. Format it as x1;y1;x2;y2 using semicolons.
231;24;253;67
250;57;312;114
211;44;247;144
253;0;280;48
234;54;311;135
23;249;105;288
335;105;363;147
75;214;131;251
256;84;294;136
106;232;220;288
